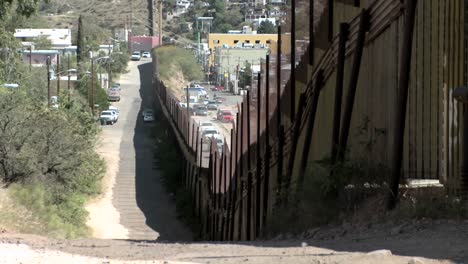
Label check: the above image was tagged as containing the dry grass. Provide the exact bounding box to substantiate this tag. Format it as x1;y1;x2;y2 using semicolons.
39;0;152;36
0;188;44;234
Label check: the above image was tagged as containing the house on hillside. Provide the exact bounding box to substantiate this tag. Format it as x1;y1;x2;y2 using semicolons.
14;28;72;51
129;36;161;52
20;49;59;67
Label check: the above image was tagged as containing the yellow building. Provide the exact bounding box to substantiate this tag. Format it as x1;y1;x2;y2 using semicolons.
208;33;281;66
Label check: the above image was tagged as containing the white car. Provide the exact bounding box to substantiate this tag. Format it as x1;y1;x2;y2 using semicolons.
108;106;119;118
199;121;213;128
143;113;155;122
142;52;151;58
131;51;141;61
100;110;118;125
142;108;154;117
201;127;219;139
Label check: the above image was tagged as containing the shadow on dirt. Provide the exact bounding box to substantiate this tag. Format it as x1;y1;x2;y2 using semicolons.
132;62;192;242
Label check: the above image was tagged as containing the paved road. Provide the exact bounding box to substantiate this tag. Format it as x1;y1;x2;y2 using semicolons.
189;86;243;166
102;60;192;241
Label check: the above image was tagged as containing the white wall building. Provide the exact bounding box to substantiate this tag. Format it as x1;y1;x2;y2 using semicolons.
14;28;72;50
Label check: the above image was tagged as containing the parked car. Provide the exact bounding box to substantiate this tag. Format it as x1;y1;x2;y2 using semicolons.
143;112;155;122
131;51;141;61
199;121;213;128
142;108;154;117
195;105;208;116
213;85;225;91
186;87;207;96
206;100;218;110
201;127;220;139
108;90;120;101
142;52;151;58
108;106;120;118
100;110;118;125
217;110;234;122
111;83;121;91
215;97;226;104
205;134;224;151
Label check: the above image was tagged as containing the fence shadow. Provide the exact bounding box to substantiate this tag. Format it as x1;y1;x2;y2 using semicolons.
132;62;193;242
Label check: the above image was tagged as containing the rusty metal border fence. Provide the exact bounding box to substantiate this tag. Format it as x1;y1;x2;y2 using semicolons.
152;0;466;241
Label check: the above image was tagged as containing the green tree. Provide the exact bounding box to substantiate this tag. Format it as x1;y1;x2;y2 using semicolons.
0;0;48;20
34;35;52;49
239;61;252;89
257;20;277;34
76;15;85;67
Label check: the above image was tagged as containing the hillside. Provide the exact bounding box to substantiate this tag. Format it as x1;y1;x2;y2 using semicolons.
35;0;151;36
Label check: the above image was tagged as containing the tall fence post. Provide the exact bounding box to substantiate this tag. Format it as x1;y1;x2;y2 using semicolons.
328;0;334;41
290;0;296;121
387;0;418;210
217;150;223;240
277;25;282;127
330;23;349;164
211;150;217;240
338;9;369;162
222;142;228;240
230;113;240;240
255;72;262;237
246;91;253;240
263;54;270;229
238;103;245;240
228;128;234;240
309;0;314;65
207;147;213;239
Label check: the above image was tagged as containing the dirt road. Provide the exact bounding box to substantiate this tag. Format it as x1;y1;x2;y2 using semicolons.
86;60;192;241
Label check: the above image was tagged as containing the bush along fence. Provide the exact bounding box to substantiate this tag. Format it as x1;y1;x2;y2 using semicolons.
152;0;468;241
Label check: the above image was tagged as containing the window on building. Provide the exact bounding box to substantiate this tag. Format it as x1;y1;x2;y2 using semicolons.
234;40;239;44
213;40;220;44
266;40;272;44
245;40;250;44
255;40;261;44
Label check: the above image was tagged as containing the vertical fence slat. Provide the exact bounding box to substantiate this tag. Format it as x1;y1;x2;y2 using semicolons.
388;0;418;210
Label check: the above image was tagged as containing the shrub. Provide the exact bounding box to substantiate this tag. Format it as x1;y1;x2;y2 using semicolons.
154;45;203;83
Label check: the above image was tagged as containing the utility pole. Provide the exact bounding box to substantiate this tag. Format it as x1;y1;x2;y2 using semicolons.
67;54;71;102
91;58;95;113
29;45;32;71
186;85;190;117
159;0;163;45
57;53;61;97
47;56;51;108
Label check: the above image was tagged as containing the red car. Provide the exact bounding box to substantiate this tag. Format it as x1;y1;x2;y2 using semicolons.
217;110;234;122
214;85;225;91
215;97;226;104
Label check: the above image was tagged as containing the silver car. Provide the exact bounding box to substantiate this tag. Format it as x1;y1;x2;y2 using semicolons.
195;105;208;116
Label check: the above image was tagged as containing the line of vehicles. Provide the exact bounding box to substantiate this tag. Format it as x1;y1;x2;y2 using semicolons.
131;51;151;61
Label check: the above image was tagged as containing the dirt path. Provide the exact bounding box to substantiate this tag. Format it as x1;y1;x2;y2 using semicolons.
0;223;461;264
86;60;192;241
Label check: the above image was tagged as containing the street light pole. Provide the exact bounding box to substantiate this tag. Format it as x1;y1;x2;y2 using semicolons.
29;45;32;71
57;53;61;97
91;58;95;113
47;56;51;107
108;59;112;85
68;54;71;101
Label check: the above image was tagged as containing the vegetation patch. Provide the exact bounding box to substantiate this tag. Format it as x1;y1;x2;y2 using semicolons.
0;88;105;238
154;45;203;89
